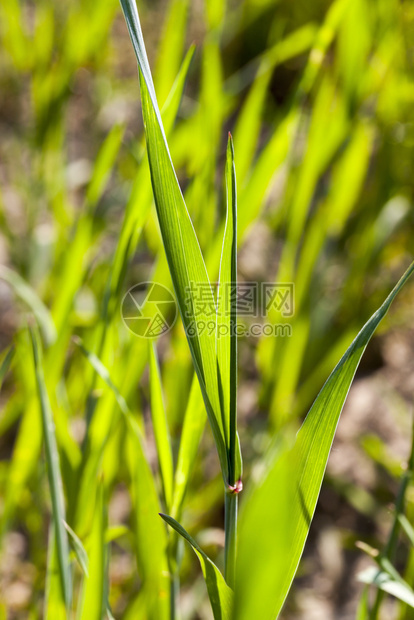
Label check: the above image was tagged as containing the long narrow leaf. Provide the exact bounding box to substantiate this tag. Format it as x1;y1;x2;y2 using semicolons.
127;435;170;619
45;525;67;620
78;481;106;620
120;0;229;480
171;375;206;520
160;513;233;620
76;338;170;619
235;260;414;620
149;342;174;510
154;0;190;106
216;134;240;485
104;43;195;323
138;69;225;469
30;327;72;610
64;521;89;577
399;514;414;547
73;336;130;416
85;123;124;207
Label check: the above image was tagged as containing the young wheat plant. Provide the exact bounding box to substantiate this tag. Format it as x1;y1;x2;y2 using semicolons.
118;1;414;618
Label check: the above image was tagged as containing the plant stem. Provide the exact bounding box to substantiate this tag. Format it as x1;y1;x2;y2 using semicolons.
224;491;238;589
170;575;178;620
167;533;181;620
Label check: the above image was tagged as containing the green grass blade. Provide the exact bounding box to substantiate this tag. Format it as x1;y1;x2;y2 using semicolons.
171;375;206;520
78;481;106;620
399;514;414;547
30;326;72;610
120;0;228;479
0;0;28;70
237;110;299;243
105;525;129;544
138;70;225;470
73;336;130;416
231;24;315;183
149;342;174;510
232;69;270;185
0;267;56;345
85;123;124;207
356;587;370;620
51;123;124;333
217;134;239;485
45;525;67;620
119;0;161;126
64;522;89;577
235;261;414;620
76;338;170;618
71;335;149;535
0;346;14;391
298;0;350;96
127;434;171;619
0;337;43;536
160;513;234;620
154;0;190;106
103;43;195;324
161;43;195;136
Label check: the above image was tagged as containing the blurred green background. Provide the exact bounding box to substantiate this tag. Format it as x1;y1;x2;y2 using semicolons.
1;0;414;617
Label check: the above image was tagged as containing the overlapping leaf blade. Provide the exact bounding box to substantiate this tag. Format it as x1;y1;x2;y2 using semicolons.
216;135;239;484
120;0;228;480
64;521;89;577
138;71;225;466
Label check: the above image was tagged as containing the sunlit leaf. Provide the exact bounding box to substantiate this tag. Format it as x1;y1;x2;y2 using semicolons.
235;261;414;620
217;134;240;487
